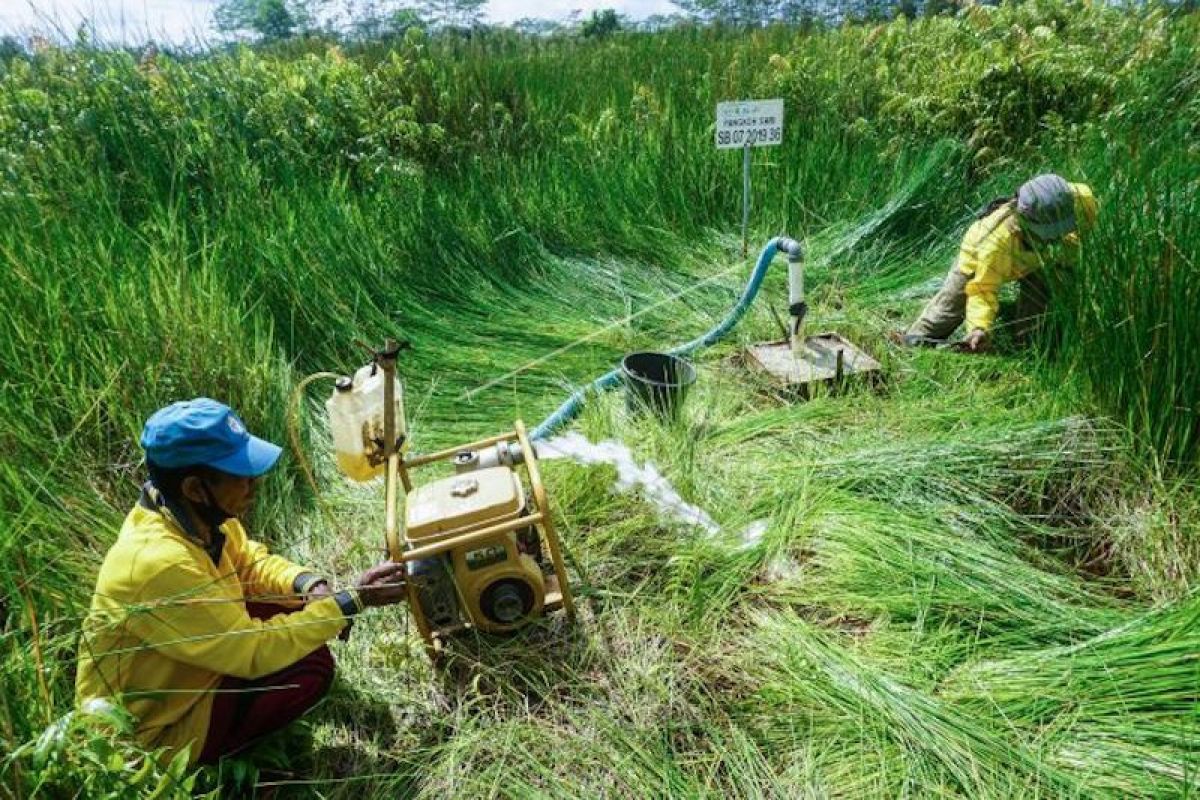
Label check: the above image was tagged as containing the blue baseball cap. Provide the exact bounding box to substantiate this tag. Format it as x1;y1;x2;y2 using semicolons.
140;398;282;477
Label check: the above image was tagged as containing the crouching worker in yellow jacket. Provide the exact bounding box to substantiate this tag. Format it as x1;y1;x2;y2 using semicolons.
899;173;1097;351
76;398;407;765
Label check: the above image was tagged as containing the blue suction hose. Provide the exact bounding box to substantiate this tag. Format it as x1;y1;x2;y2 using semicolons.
530;236;803;441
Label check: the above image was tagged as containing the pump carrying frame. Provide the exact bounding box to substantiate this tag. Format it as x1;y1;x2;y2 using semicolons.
374;341;575;660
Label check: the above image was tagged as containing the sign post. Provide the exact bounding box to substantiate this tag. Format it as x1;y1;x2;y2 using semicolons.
716;99;784;257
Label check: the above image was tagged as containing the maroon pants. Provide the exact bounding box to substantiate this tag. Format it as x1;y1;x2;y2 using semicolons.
197;602;335;764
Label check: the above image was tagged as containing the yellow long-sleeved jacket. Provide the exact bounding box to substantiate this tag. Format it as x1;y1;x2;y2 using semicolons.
75;484;349;763
959;183;1097;332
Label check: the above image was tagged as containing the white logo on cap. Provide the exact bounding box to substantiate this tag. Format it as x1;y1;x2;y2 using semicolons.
228;416;245;435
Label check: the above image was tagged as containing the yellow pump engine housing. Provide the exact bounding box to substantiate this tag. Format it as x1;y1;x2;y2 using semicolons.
405;467;545;633
386;421;575;660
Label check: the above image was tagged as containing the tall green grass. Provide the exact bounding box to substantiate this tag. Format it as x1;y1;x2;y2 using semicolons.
2;3;1199;796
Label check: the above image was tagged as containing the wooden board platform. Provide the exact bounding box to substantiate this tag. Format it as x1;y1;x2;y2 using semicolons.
747;333;881;387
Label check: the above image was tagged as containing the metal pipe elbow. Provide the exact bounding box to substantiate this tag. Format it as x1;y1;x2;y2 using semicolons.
775;236;804;262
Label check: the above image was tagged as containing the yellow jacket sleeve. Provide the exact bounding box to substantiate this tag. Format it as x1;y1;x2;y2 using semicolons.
224;521;309;606
124;557;347;680
963;271;1002;332
959;221;1009;333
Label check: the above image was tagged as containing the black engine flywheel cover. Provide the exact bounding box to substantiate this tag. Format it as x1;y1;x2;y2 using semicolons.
479;577;536;626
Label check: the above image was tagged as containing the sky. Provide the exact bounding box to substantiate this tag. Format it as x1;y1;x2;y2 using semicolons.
0;0;681;44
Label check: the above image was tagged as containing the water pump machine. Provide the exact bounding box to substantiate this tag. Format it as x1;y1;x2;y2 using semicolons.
326;341;575;661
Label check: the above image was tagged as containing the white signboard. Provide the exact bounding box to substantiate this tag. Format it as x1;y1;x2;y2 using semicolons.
715;99;784;149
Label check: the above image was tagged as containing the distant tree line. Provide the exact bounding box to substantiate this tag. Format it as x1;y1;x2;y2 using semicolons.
672;0;970;26
206;0;992;42
0;0;1194;51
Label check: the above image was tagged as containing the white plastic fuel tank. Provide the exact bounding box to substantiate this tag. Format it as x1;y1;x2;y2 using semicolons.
326;363;406;482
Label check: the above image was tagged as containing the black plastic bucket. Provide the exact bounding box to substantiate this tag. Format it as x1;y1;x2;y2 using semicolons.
621;352;697;419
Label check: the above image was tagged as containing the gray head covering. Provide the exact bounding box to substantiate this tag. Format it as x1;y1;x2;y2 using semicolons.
1017;174;1076;241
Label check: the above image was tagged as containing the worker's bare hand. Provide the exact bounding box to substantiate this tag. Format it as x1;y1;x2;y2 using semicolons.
964;328;989;352
305;580;333;604
353;560;407;607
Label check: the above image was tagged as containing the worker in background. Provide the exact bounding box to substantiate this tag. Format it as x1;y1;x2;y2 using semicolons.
896;173;1097;351
76;398;408;765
